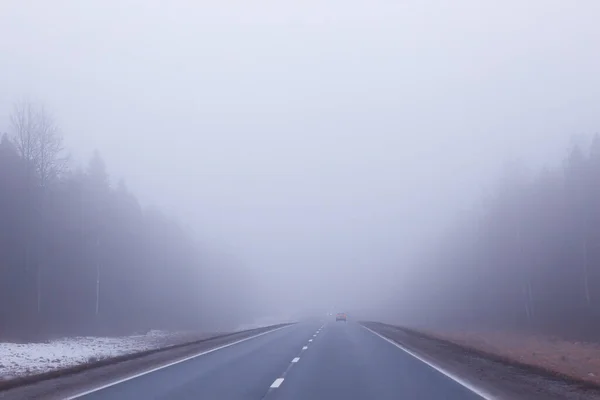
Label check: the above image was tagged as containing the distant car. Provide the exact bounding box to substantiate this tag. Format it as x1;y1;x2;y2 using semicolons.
336;313;347;322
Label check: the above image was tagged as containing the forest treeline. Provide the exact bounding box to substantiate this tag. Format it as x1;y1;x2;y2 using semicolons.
407;135;600;339
0;101;254;340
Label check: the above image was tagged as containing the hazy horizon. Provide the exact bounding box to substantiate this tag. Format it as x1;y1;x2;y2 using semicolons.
2;0;599;321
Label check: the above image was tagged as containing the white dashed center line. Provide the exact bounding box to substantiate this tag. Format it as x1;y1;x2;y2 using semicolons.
270;378;284;388
264;326;324;395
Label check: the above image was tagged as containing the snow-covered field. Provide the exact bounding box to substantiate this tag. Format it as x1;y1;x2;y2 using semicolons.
0;330;205;380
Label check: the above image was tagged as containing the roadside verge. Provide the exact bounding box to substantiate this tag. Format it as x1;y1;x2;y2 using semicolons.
362;321;600;400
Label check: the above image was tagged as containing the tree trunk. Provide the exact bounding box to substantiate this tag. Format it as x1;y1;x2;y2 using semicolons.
523;283;532;323
527;280;534;318
583;237;591;305
95;236;100;316
37;266;41;314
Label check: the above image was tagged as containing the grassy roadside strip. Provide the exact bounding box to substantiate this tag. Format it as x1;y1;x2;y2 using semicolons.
0;323;293;392
362;321;600;392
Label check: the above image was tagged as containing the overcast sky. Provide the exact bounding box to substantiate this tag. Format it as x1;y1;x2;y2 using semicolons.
1;0;599;315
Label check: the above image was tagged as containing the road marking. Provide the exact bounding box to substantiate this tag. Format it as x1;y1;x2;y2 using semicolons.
65;325;294;399
362;326;496;400
309;339;313;342
302;346;308;350
270;378;284;388
291;357;300;363
313;334;317;337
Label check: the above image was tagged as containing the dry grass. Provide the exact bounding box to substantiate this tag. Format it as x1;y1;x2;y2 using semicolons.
426;329;600;384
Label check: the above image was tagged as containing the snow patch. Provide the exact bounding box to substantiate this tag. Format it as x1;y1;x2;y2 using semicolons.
0;332;180;379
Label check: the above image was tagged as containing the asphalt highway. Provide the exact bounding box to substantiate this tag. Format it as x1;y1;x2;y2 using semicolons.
69;321;486;400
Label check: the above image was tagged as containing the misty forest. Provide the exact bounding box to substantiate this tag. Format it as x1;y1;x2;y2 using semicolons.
0;102;255;340
397;137;600;340
1;100;600;341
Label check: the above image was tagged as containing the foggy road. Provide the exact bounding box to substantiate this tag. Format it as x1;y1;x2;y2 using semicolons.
68;321;485;400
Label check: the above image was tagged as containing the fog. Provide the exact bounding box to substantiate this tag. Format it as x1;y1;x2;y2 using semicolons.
1;0;600;329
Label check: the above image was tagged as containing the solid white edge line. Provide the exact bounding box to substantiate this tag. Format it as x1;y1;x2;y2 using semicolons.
291;357;300;363
302;346;308;350
65;325;294;399
270;378;284;388
362;326;495;400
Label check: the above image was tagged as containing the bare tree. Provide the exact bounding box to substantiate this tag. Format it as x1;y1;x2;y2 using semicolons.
9;101;68;316
10;101;38;181
35;106;68;187
10;101;68;186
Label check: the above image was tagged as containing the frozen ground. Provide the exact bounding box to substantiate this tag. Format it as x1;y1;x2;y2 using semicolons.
0;330;211;380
